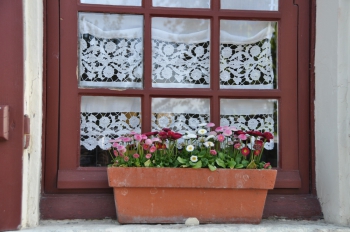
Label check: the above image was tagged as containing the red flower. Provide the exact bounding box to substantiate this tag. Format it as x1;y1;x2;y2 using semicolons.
254;150;260;156
158;130;182;140
264;162;271;169
253;140;263;150
143;131;159;137
143;144;150;150
234;130;246;135
247;130;263;137
263;132;274;141
155;143;166;150
158;131;168;140
170;132;182;140
241;147;250;156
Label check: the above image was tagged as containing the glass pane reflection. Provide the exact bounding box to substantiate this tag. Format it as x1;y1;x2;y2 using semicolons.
221;0;278;11
81;0;141;6
153;0;210;8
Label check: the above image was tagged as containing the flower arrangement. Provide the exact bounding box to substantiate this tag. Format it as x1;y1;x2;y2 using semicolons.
108;123;273;171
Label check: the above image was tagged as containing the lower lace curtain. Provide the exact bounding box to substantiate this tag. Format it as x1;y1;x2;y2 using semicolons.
80;97;275;150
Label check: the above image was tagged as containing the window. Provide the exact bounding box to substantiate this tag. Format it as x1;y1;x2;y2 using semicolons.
45;0;311;213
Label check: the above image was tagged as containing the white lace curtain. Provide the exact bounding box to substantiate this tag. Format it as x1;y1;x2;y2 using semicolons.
152;98;210;133
80;96;142;150
81;97;276;150
220;99;276;150
79;13;276;89
79;2;277;150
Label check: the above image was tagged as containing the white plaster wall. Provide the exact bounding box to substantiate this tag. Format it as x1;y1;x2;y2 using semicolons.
21;0;43;228
315;0;350;226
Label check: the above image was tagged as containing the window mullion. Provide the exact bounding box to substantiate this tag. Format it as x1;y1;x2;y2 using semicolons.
211;14;220;126
143;9;152;132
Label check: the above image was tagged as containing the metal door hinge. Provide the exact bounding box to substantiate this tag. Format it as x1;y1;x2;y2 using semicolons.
24;114;30;149
0;105;9;141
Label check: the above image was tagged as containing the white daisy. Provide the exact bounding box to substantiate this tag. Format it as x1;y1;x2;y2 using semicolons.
190;155;198;162
206;135;215;140
187;134;197;139
186;145;195;152
204;141;214;147
198;129;207;135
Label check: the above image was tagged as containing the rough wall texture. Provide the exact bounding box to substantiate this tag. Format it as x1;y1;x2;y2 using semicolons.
315;0;350;226
22;0;44;228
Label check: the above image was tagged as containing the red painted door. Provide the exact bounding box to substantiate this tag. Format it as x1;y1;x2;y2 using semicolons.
0;1;24;231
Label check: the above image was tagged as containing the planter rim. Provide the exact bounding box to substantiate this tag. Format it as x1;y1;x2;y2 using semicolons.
108;167;277;189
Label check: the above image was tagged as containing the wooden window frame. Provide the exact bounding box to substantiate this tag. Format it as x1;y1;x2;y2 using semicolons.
42;0;322;219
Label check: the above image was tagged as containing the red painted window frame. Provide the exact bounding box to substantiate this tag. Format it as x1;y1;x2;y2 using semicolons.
42;0;320;219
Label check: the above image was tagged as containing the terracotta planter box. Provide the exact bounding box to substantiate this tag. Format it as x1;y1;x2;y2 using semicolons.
107;167;277;224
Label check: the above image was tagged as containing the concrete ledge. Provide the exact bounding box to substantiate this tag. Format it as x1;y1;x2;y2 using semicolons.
15;219;350;232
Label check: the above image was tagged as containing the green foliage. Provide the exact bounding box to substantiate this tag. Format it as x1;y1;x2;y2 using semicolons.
109;125;273;171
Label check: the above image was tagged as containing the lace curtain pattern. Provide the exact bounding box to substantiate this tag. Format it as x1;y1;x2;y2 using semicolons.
80;96;142;150
79;13;144;89
220;38;274;89
80;35;143;88
81;112;141;150
79;13;277;151
79;14;275;89
152;40;210;88
220;99;277;150
152;98;210;134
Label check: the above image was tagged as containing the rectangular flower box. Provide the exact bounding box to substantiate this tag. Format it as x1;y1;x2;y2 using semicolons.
107;167;277;224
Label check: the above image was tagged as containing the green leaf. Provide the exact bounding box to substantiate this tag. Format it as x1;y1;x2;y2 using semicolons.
201;158;208;167
192;160;202;169
177;157;187;164
235;164;244;169
235;157;242;164
218;152;225;160
246;160;257;169
199;150;206;157
215;158;226;168
144;159;151;167
208;164;217;171
242;160;249;167
227;160;236;169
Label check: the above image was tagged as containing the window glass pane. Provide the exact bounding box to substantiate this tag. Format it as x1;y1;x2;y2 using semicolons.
80;96;141;167
152;18;210;88
80;0;141;6
221;0;278;11
79;13;143;89
220;20;277;89
152;98;210;133
220;99;278;167
153;0;210;8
